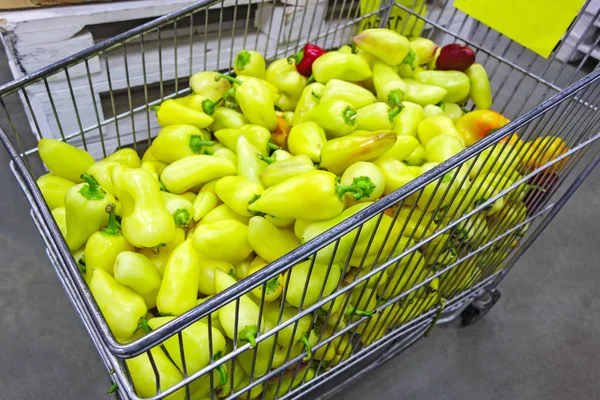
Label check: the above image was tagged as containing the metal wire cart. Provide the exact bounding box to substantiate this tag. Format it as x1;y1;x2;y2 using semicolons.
0;0;599;398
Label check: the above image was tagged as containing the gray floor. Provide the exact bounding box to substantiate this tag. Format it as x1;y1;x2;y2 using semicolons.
1;51;599;400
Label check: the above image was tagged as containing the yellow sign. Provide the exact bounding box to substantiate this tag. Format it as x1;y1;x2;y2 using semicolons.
360;0;426;38
455;0;587;58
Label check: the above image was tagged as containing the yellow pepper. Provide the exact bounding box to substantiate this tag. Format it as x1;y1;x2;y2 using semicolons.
189;70;231;102
104;148;142;168
138;228;186;277
36;173;75;210
87;160;120;194
113;251;162;309
199;204;250;226
84;203;134;276
160;154;237;194
38;138;95;183
89;268;147;338
65;174;116;251
157;239;201;315
197;257;234;296
247;216;300;262
150;124;214;163
215;176;264;217
193;219;253;262
126;347;186;400
112;168;175;248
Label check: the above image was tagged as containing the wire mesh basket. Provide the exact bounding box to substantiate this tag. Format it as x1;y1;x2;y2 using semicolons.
1;0;599;399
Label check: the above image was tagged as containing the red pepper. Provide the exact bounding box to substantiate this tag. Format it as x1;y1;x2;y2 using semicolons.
289;43;327;77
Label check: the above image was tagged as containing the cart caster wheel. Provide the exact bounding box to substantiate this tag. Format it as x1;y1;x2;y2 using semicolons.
460;289;501;327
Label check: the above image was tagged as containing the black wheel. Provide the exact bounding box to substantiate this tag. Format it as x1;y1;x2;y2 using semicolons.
460;288;501;327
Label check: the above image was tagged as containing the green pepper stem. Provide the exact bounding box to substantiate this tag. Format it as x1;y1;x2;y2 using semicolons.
401;49;417;70
437;101;446;111
76;255;87;275
342;106;357;126
173;209;190;228
102;203;121;236
79;173;106;201
151;243;166;254
202;98;222;116
335;176;376;201
204;148;214;156
239;325;258;347
216;74;242;85
267;142;280;151
387;89;405;107
189;135;215;154
306;74;316;84
137;316;152;334
106;383;118;395
311;91;321;99
287;49;304;66
299;336;313;362
344;305;376;317
212;352;228;387
388;105;404;122
424;297;447;337
258;154;276;164
150;105;161;112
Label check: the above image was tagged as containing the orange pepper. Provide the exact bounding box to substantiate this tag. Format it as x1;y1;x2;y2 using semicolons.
520;136;569;173
455;110;510;146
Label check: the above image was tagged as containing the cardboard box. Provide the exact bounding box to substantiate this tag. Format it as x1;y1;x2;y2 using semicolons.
0;0;113;10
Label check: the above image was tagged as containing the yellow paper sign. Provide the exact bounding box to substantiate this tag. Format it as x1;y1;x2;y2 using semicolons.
360;0;426;38
455;0;586;58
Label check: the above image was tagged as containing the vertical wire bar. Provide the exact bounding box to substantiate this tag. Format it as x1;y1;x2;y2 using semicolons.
245;283;267;400
146;349;162;395
0;98;33;173
63;68;87;149
189;13;195;78
20;88;43;140
229;0;240;69
122;43;137;151
42;78;65;141
204;8;210;71
216;0;225;70
177;332;191;399
242;0;253;50
140;34;153;145
158;27;165;102
207;312;215;400
174;20;180;94
83;61;107;156
254;0;268;51
103;53;121;148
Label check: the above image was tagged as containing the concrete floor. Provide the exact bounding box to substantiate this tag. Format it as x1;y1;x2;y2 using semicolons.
0;48;599;400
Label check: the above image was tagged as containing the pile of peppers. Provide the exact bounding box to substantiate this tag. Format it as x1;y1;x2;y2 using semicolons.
36;28;568;400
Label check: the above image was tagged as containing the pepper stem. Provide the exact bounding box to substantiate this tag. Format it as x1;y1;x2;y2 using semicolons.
150;105;161;112
189;135;215;154
215;74;242;85
79;174;106;201
387;89;405;107
239;325;258;347
267;142;280;151
299;335;313;362
76;255;87;275
212;352;228;387
306;74;316;84
173;209;190;228
437;101;446;111
388;105;404;122
202;98;222;115
311;91;321;100
287;48;305;66
343;106;357;126
258;154;276;164
344;305;376;317
335;176;376;201
137;316;152;334
102;203;121;236
106;383;118;396
224;87;237;109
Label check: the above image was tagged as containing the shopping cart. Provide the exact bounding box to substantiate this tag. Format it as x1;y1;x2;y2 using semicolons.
0;0;599;398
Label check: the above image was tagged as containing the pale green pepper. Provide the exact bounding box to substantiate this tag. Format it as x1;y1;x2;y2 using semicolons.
215;176;264;217
161;154;237;194
286;261;342;308
287;122;327;163
319;79;377;110
356;102;402;131
260;154;315;188
392;101;424;137
247;216;300;262
292;82;325;126
113;251;162;309
413;70;471;103
193;219;253;262
151;124;213;163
